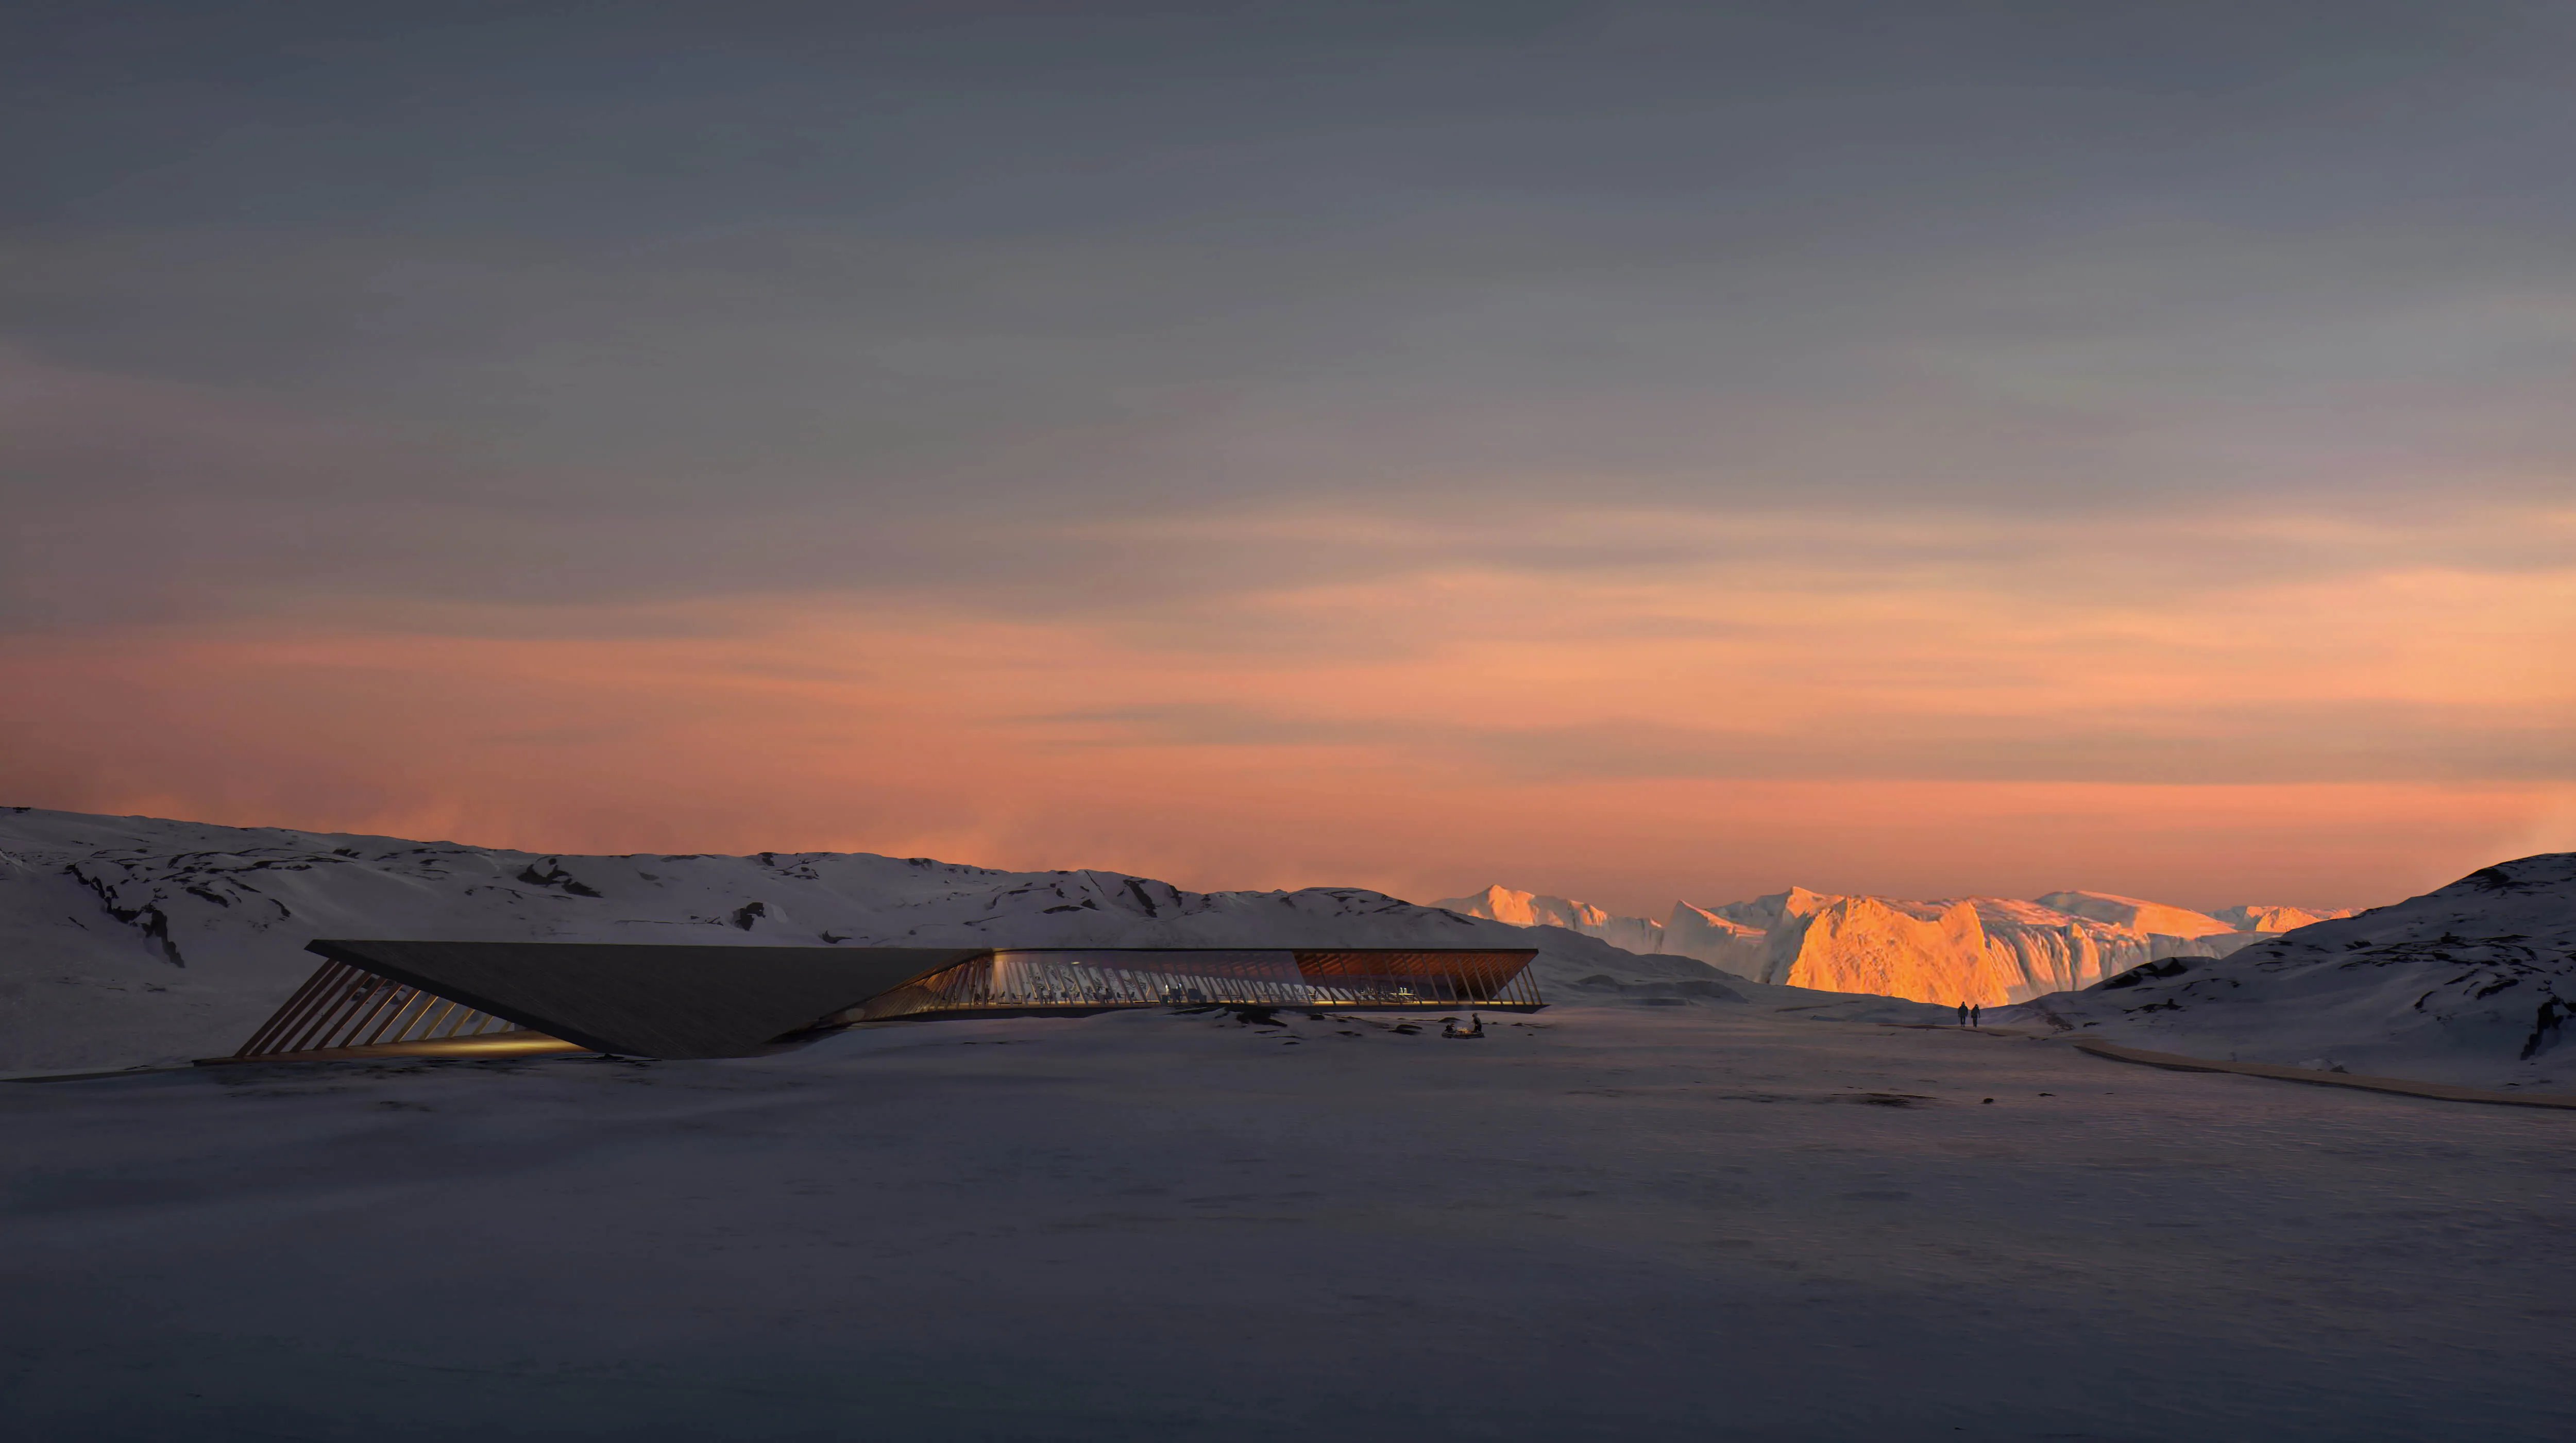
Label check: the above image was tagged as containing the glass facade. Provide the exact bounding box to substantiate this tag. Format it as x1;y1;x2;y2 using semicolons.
845;947;1543;1021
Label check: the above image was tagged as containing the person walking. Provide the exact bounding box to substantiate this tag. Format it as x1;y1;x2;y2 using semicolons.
1970;1002;1982;1027
1957;1001;1970;1026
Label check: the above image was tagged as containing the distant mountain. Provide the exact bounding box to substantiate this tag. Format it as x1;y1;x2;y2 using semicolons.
1435;882;2358;1008
1428;885;1670;957
2032;891;2234;938
2211;903;2359;932
2;808;1755;1072
2015;853;2576;1089
1665;901;1770;976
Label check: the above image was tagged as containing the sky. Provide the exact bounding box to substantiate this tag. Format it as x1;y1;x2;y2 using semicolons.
3;0;2571;915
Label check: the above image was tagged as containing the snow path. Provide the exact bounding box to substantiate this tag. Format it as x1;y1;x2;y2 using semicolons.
4;1004;2570;1441
2069;1039;2576;1109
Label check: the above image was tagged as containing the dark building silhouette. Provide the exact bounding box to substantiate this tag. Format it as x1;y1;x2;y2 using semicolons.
211;941;1543;1064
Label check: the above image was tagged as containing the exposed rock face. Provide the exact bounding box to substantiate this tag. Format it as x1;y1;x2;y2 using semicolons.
1441;882;2343;1006
2017;854;2576;1089
1;809;1730;1072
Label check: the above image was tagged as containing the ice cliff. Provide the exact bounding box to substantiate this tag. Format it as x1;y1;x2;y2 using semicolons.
1436;884;2350;1007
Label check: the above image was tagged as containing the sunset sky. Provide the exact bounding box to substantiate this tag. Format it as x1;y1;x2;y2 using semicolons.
4;1;2571;914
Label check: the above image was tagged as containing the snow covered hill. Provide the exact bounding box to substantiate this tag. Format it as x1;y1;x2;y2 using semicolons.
0;807;1770;1072
1438;883;2347;1006
2014;853;2576;1090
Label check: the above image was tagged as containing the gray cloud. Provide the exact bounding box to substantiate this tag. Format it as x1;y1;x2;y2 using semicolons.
4;1;2573;635
1032;699;2576;785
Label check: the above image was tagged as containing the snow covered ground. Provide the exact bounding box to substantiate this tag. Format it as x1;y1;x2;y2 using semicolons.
5;1002;2569;1441
2015;852;2576;1090
8;810;2567;1436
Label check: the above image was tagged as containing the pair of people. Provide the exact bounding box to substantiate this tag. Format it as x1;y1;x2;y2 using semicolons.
1955;1001;1981;1027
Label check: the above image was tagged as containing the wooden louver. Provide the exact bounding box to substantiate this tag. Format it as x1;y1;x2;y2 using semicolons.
217;957;583;1065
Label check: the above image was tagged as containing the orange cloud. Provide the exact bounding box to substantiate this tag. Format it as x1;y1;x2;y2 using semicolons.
4;499;2567;917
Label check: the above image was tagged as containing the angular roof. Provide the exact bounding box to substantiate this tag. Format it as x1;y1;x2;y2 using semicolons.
305;940;980;1059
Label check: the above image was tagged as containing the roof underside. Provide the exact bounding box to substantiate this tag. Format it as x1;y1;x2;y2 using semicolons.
303;941;982;1059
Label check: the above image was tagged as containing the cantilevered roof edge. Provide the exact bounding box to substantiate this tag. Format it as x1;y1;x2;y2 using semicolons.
301;941;990;1058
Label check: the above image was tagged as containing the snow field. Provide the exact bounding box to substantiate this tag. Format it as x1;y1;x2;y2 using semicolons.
4;1003;2569;1441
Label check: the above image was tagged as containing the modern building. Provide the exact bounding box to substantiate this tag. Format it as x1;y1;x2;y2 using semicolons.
209;939;1544;1065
